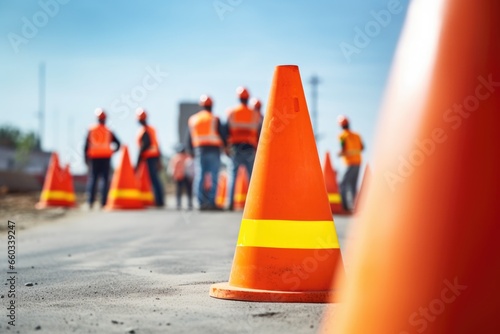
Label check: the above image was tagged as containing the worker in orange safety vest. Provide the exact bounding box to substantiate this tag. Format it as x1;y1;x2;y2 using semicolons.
136;107;164;207
337;115;364;212
225;87;262;211
186;95;226;210
84;108;121;208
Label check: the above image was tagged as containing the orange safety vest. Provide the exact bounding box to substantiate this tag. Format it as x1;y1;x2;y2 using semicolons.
87;124;114;158
227;104;260;147
339;130;363;166
137;125;160;158
188;110;223;147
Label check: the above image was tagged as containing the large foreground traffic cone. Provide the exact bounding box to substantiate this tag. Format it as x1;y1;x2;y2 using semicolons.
136;161;155;207
210;65;343;303
215;171;228;209
232;165;249;210
322;151;345;215
105;146;144;210
322;0;500;332
36;153;76;209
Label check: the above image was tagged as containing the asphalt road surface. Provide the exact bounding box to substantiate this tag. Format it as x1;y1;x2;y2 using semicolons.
1;205;352;334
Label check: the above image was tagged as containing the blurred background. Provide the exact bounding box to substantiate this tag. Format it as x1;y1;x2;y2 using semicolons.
0;0;409;187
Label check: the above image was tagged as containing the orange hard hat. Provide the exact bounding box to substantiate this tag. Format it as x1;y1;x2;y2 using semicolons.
136;107;147;121
337;115;349;127
250;98;262;110
236;86;250;99
95;108;106;120
199;94;213;107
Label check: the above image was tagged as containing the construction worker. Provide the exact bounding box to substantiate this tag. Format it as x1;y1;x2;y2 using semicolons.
186;95;226;210
84;108;121;208
168;144;194;210
225;87;261;211
136;107;164;207
250;97;263;120
337;115;364;212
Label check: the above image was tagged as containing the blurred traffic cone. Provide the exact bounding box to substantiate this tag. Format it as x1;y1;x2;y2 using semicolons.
322;151;346;215
232;166;249;210
136;161;155;207
215;171;228;209
323;0;500;332
36;153;76;209
105;146;144;210
62;164;77;207
353;164;371;213
210;65;343;303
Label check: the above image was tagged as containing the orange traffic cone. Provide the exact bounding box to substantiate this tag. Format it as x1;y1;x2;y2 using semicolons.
322;151;346;215
105;146;144;210
210;65;344;303
323;0;500;332
62;164;77;207
232;166;249;210
36;153;76;209
136;161;155;207
215;171;228;209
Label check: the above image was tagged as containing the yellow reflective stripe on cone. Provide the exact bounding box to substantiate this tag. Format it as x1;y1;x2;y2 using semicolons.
140;192;154;201
237;219;339;249
328;193;341;204
41;190;75;201
234;194;247;202
108;189;141;199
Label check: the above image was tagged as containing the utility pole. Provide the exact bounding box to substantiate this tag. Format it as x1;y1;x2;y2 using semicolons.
38;62;46;151
309;74;320;140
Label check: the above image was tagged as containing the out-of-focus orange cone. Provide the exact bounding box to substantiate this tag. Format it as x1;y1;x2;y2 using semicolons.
136;161;155;207
215;171;227;209
62;164;77;208
232;166;249;210
322;151;345;215
353;164;371;213
210;65;343;303
36;153;76;209
105;146;144;210
323;0;500;332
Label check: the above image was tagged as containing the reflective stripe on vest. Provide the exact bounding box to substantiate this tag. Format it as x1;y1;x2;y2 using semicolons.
87;125;113;158
137;126;160;158
188;110;223;147
227;105;260;147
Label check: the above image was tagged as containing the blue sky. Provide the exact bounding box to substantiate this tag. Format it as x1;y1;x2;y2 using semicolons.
0;0;410;173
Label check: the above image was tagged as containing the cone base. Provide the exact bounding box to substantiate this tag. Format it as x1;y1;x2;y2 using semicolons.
104;205;145;211
35;202;77;210
209;282;337;303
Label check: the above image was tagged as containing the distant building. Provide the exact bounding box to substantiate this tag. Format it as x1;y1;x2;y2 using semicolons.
0;146;51;174
0;147;52;192
178;102;200;144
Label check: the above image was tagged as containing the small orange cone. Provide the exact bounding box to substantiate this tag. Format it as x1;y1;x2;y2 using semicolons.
105;146;144;210
323;0;500;332
210;65;343;303
135;161;155;207
232;166;249;210
62;164;77;208
215;171;228;209
322;151;346;215
36;153;76;209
